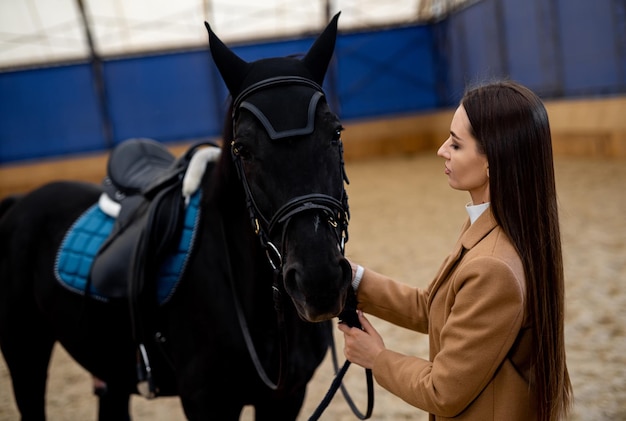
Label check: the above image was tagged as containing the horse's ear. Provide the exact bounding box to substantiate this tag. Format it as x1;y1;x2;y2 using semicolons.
205;21;250;96
303;12;340;85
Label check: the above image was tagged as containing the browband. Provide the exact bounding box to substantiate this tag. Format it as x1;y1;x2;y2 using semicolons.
232;76;325;115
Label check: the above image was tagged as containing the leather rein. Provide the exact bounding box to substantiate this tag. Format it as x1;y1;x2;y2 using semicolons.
224;76;373;418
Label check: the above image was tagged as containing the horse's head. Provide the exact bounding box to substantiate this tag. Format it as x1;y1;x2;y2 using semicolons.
206;14;351;322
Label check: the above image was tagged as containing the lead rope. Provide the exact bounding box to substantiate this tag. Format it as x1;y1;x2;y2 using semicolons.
308;288;374;420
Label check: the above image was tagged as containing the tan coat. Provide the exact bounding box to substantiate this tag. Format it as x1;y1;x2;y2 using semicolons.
357;208;535;420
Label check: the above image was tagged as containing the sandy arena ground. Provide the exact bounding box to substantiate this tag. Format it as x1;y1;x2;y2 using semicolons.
0;153;625;420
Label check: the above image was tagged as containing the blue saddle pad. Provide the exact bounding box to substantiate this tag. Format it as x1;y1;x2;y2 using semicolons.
54;192;201;304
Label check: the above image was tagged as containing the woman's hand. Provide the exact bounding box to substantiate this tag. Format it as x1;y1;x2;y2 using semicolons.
338;310;386;369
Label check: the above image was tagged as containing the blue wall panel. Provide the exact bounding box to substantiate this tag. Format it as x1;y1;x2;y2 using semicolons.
0;64;105;162
557;0;622;95
1;0;625;164
501;0;562;96
444;0;626;103
232;38;315;63
104;50;222;144
617;0;626;90
445;0;507;102
335;25;439;120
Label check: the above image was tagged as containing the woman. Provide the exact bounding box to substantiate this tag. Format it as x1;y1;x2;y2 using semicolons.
339;81;572;420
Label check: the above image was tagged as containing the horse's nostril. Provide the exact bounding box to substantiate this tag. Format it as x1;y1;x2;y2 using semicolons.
284;267;296;290
283;265;303;297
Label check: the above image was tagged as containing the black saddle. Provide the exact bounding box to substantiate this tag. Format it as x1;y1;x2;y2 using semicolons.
88;138;219;397
107;137;177;196
91;138;191;299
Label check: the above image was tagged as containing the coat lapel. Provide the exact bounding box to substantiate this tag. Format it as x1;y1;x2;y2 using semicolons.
427;208;498;306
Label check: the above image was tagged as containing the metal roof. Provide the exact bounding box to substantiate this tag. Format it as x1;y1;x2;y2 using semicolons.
0;0;439;69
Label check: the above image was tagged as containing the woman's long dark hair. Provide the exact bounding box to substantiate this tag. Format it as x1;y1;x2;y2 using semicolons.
462;81;572;420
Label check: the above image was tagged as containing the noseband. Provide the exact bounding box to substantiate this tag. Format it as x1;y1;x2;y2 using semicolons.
231;76;350;271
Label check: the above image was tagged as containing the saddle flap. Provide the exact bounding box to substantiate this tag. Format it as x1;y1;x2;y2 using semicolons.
93;181;185;300
107;138;176;195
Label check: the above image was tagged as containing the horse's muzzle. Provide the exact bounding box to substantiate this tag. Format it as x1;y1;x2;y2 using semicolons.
283;257;351;322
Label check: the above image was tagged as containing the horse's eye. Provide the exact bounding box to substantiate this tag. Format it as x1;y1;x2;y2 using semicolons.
331;128;342;144
231;141;249;159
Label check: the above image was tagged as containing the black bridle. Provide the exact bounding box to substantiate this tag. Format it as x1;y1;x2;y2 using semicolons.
232;148;350;272
231;76;350;272
226;75;372;419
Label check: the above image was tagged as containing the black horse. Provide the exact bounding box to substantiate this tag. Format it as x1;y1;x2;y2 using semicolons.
0;14;352;420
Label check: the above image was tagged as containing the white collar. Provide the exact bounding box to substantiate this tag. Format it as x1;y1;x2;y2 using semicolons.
466;202;490;224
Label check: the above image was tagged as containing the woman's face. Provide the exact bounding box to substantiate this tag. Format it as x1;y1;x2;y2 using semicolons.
437;105;490;204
